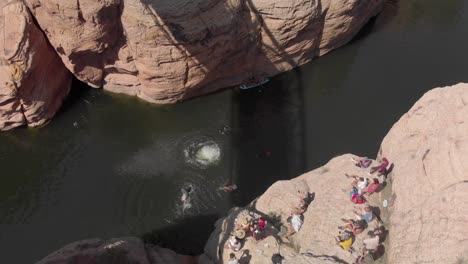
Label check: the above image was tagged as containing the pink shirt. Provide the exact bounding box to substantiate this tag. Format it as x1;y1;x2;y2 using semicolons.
366;183;379;193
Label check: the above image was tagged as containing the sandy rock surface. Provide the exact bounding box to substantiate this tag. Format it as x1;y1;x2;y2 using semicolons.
201;154;385;264
0;0;72;131
24;0;383;103
36;237;197;264
380;83;468;264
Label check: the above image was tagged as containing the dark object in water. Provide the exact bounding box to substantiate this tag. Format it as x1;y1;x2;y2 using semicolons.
239;77;269;90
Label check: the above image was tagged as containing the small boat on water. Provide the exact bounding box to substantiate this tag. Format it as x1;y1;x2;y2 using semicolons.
239;77;269;90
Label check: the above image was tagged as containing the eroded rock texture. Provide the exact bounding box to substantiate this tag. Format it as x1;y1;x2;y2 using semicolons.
25;0;383;103
0;0;72;130
380;83;468;264
200;154;383;264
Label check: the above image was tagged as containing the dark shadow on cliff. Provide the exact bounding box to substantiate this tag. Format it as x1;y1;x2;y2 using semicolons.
53;78;92;119
141;214;219;255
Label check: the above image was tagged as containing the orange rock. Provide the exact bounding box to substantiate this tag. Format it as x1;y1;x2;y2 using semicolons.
0;0;72;131
381;83;468;264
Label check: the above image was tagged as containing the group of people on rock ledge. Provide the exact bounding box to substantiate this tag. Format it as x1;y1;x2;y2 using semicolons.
224;189;314;263
224;156;391;264
336;156;392;264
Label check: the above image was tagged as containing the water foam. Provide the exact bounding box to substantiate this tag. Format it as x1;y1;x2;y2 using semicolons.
183;139;221;168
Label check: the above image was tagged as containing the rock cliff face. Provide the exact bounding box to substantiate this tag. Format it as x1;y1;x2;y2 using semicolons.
25;0;382;99
0;0;72;130
36;237;197;264
380;83;468;264
0;0;384;130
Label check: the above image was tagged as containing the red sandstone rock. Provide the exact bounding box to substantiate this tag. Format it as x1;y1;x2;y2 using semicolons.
0;0;71;131
380;83;468;264
25;0;383;104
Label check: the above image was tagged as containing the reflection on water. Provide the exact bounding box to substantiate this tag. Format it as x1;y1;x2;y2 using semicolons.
2;0;468;262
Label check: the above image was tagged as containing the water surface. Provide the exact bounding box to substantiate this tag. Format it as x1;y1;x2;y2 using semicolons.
1;0;468;262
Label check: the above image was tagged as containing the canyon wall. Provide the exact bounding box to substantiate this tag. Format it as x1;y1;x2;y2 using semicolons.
0;0;72;130
0;0;383;130
380;83;468;264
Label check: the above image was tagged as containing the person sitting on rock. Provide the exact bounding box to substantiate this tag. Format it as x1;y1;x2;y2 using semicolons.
251;223;265;241
336;229;354;251
227;253;239;264
235;218;251;233
351;192;366;205
345;174;369;191
254;216;267;230
351;156;372;168
354;206;374;224
298;191;315;212
340;218;367;235
369;157;389;176
284;208;304;239
362;230;381;253
361;178;380;196
225;235;242;251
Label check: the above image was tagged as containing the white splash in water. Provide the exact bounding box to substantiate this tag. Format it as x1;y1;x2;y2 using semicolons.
184;140;221;168
195;144;220;165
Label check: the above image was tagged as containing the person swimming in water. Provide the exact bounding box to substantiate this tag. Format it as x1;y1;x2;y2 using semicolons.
220;184;238;192
181;185;193;210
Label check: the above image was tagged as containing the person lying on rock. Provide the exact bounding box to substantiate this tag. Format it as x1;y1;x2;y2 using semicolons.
336;229;354;251
354;206;374;224
284;207;304;239
361;178;380;196
369;157;389;176
339;218;367;235
351;156;373;168
345;174;369;190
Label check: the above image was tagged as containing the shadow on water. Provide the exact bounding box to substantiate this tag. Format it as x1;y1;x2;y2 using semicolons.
141;214;219;255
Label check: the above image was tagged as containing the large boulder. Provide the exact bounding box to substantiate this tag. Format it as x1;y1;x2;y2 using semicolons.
25;0;383;103
200;154;384;264
380;83;468;264
0;0;72;131
36;237;197;264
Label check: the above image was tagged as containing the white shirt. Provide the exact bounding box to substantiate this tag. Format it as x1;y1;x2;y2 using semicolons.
358;178;368;189
364;235;380;250
228;258;239;264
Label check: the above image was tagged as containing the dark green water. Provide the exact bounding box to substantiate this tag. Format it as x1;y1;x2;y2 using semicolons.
1;1;468;262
